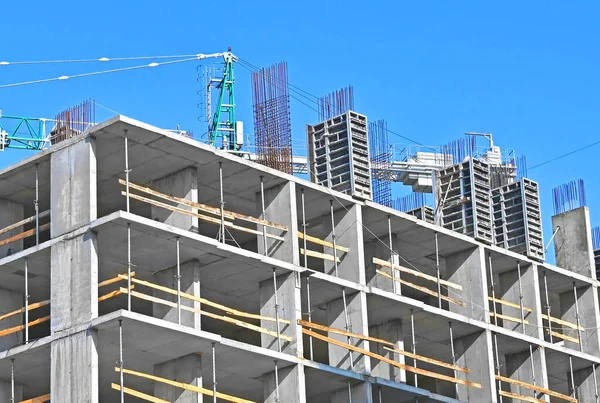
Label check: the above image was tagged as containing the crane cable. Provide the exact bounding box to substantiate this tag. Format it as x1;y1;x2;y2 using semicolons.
0;53;204;66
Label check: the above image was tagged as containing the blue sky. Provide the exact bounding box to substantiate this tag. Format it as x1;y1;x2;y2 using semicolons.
1;1;599;261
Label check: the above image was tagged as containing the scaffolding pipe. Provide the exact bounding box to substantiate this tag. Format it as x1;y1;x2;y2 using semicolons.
342;288;354;370
489;253;499;326
176;236;181;325
127;223;132;311
219;162;225;244
24;259;28;343
35;163;39;245
593;364;599;403
119;319;124;403
124;129;130;213
10;359;14;403
569;355;576;398
260;176;268;255
347;381;353;403
388;215;400;295
449;322;458;398
330;200;339;278
301;189;307;270
274;360;280;403
410;308;418;388
493;333;503;403
529;345;536;396
378;386;382;403
307;276;314;361
517;262;526;334
212;342;217;403
273;268;282;353
434;232;442;309
573;282;583;352
543;271;553;343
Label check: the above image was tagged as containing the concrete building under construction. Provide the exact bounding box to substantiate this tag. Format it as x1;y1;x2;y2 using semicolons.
0;112;600;403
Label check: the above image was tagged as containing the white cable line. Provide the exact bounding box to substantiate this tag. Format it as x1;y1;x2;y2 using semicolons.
0;53;206;66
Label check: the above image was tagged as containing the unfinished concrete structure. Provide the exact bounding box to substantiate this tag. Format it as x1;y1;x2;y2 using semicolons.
0;116;599;403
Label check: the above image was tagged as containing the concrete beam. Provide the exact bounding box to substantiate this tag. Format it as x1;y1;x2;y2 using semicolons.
263;363;306;403
154;354;203;403
552;207;596;279
454;330;497;402
368;320;406;382
445;246;487;321
505;346;550;402
151;166;198;232
0;199;24;258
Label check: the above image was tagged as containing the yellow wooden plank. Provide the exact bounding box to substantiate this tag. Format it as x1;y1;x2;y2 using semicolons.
499;390;547;403
115;367;257;403
300;248;340;262
18;393;51;403
299;319;395;347
488;296;533;312
0;223;50;247
496;374;577;402
376;269;466;307
298;232;349;253
303;328;481;389
489;312;529;325
98;286;133;303
373;257;463;291
0;210;50;236
121;288;292;342
119;274;289;325
111;383;169;403
98;271;135;288
541;314;585;331
0;300;49;322
546;329;579;344
382;346;470;374
0;315;50;338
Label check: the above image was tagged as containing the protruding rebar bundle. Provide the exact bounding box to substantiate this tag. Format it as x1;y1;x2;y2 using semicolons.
318;85;354;121
552;179;586;215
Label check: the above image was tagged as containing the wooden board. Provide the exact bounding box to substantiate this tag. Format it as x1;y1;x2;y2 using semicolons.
373;257;463;291
119;274;289;325
499;390;547;403
299;319;395;347
489;312;529;325
122;191;285;242
300;248;340;263
302;328;482;388
19;394;51;403
488;296;533;312
0;300;49;322
298;232;349;253
0;315;50;338
98;286;133;303
546;329;579;344
98;271;136;288
121;288;292;342
115;367;256;403
542;314;585;331
111;383;169;403
495;374;577;402
0;210;50;236
382;346;470;374
376;269;466;307
120;179;288;231
0;223;50;247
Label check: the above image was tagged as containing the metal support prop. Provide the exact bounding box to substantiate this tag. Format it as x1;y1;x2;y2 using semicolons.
489;253;499;326
388;215;400;295
342;288;354;370
301;189;307;270
307;276;314;361
573;282;583;351
493;332;503;403
330;200;339;278
569;355;576;398
124;129;130;213
176;237;181;325
35;163;39;245
274;360;280;403
260;176;268;255
273;268;282;353
543;271;553;343
127;223;132;311
410;309;418;388
593;364;599;403
219;162;225;244
449;322;458;398
212;342;217;403
517;262;526;334
378;386;382;403
10;359;14;403
347;381;353;403
434;232;442;309
119;319;124;403
24;259;29;343
529;345;536;396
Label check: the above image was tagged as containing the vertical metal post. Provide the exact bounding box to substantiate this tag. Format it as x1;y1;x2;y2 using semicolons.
219;162;225;244
274;360;280;403
516;262;525;334
307;276;314;361
573;282;583;352
489;253;499;326
593;364;599;403
378;386;382;403
342;288;354;370
347;381;353;403
410;309;418;388
543;271;553;343
273;268;282;353
301;189;308;270
10;359;14;403
493;332;503;403
212;342;217;403
434;232;442;309
529;345;536;397
569;355;576;398
35;163;39;245
176;237;181;325
124;129;130;213
119;319;124;403
24;259;29;344
449;322;458;398
127;223;132;311
388;215;400;295
330;200;339;278
260;176;268;254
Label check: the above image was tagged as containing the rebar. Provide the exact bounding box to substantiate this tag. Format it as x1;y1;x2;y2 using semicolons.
318;85;354;121
369;119;392;207
392;192;427;213
552;179;586;215
51;99;95;145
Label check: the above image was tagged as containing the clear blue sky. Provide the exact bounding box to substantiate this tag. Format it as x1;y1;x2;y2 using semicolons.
1;1;599;262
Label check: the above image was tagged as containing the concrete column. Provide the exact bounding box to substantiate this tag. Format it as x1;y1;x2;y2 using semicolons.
259;272;302;356
50;232;98;333
153;260;201;330
0;199;24;258
368;320;406;382
324;205;365;284
326;291;371;374
454;330;497;402
0;380;22;402
256;182;299;265
330;383;372;403
559;285;600;355
154;354;203;403
263;363;306;403
505;346;550;402
569;366;600;402
50;328;98;402
445;246;487;321
0;288;24;351
151;167;198;232
498;264;544;338
364;235;400;293
552;207;596;279
50;137;96;238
